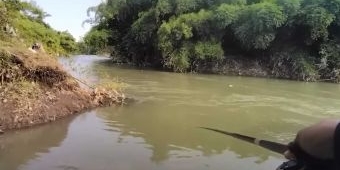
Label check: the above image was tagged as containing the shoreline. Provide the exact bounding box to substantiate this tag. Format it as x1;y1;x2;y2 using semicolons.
0;48;125;133
108;56;339;84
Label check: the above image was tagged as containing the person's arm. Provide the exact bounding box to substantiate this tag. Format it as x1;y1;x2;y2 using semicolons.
284;119;340;168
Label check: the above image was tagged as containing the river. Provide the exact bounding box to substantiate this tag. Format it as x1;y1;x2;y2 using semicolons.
1;55;340;170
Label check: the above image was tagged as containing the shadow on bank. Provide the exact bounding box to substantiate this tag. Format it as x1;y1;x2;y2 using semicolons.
0;116;75;170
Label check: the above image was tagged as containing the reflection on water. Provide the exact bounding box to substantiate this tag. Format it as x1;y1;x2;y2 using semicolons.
1;55;340;170
0;116;75;170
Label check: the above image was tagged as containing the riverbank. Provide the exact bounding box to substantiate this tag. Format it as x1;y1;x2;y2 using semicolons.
113;53;337;83
193;56;323;82
82;0;340;84
0;45;125;132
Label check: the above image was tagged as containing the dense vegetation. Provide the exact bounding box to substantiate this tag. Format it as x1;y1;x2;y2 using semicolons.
0;0;77;55
82;0;340;82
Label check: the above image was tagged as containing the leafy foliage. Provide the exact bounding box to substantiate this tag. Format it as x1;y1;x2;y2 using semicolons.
82;29;109;54
276;0;301;18
318;40;340;81
214;4;241;29
82;0;340;81
233;2;287;49
194;41;224;60
59;31;78;53
0;1;8;37
295;6;335;42
1;0;77;55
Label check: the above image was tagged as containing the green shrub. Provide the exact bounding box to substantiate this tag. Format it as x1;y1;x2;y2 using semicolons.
233;2;287;50
194;41;224;60
81;0;340;81
1;1;77;55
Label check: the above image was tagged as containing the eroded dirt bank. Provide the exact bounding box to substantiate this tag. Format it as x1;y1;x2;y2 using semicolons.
0;48;125;132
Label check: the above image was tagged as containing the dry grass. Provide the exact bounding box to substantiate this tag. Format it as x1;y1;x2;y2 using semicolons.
1;38;61;70
0;49;23;84
0;46;68;87
0;80;43;118
0;39;127;131
5;80;42;100
8;47;60;69
95;71;127;91
96;81;127;92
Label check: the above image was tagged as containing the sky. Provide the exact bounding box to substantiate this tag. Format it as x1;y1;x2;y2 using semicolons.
33;0;102;41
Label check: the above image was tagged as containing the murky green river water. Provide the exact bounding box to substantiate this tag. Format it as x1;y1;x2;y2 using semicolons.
1;55;340;170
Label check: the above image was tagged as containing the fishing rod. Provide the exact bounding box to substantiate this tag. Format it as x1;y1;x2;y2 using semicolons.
199;127;304;170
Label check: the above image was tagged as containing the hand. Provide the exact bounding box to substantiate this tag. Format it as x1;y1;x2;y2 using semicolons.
285;119;339;160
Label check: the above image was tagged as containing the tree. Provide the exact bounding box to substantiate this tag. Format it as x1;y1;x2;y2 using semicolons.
59;31;78;53
232;2;287;50
81;0;340;80
21;0;51;23
1;0;77;55
83;29;109;54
